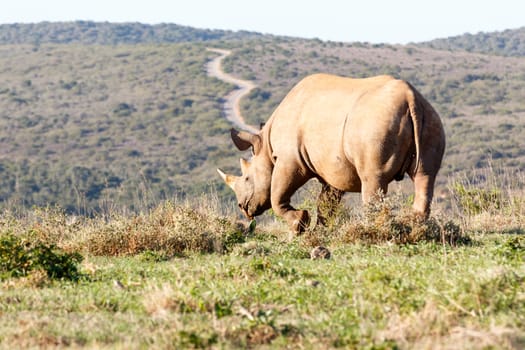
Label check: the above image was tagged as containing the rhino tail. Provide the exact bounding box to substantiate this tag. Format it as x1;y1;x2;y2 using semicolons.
406;86;422;175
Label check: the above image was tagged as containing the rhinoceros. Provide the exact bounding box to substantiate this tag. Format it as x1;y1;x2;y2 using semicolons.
218;73;445;234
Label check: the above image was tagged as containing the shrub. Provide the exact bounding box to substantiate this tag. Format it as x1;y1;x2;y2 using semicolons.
451;182;503;215
341;209;464;245
80;201;245;256
0;232;83;281
449;166;524;221
329;194;467;245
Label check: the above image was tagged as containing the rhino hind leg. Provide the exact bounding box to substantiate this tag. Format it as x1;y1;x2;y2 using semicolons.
316;183;344;227
412;173;436;218
361;177;389;205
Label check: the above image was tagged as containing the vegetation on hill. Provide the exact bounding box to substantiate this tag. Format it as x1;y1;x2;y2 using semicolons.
0;21;261;45
418;27;525;56
0;43;241;213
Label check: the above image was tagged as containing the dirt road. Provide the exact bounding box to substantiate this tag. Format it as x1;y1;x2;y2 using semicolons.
206;48;259;134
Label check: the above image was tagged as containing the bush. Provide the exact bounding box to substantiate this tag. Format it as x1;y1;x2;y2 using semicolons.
451;182;503;215
80;201;245;257
327;194;468;246
341;208;464;245
0;232;83;281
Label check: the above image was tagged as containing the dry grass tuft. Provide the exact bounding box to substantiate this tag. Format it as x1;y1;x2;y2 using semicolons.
449;166;525;233
379;300;452;347
380;300;523;349
337;200;466;245
2;269;50;289
246;324;279;346
0;199;246;258
142;283;179;317
79;201;244;256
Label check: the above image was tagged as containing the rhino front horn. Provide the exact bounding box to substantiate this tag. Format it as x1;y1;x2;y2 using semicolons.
217;169;237;190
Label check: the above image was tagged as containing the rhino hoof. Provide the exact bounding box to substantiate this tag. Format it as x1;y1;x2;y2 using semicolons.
291;210;310;235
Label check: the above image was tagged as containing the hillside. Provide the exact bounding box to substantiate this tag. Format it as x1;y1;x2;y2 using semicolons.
0;21;261;45
0;23;524;213
418;27;525;56
0;43;241;213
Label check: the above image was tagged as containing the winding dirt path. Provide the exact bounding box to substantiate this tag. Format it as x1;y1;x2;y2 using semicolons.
206;48;259;134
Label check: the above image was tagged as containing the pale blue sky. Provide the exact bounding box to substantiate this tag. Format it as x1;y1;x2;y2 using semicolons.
1;0;523;44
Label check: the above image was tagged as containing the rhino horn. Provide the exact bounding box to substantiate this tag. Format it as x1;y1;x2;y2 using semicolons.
217;168;237;190
240;158;251;174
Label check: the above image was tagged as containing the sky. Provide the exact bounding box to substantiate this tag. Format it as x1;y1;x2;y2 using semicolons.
1;0;524;44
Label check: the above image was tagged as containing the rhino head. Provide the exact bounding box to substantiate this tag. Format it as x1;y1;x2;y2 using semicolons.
217;129;273;219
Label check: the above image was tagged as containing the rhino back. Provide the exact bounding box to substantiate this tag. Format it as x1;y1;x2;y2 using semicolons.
267;74;418;191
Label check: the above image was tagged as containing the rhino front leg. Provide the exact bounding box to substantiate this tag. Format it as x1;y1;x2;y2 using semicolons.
270;162;311;235
316;183;344;227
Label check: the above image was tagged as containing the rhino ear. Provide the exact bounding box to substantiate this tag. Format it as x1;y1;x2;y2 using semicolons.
217;169;237;190
230;128;262;155
240;158;251;174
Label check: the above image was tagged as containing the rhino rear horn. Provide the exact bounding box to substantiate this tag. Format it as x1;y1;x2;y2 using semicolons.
240;158;251;174
230;128;262;155
217;168;237;190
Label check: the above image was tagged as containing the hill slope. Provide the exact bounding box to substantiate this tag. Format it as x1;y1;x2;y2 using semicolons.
0;43;240;212
0;21;261;45
417;27;525;56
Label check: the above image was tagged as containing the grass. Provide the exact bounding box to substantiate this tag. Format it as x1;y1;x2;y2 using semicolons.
1;179;523;349
1;233;523;348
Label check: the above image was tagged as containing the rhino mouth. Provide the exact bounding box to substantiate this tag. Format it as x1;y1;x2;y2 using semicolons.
243;210;254;220
239;203;254;220
240;204;267;219
251;207;266;218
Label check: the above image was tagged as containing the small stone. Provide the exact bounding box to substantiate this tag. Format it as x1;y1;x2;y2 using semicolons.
310;246;331;260
113;280;126;290
306;279;321;287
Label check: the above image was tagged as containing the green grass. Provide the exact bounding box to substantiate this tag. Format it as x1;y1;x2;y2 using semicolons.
1;234;523;349
1;190;523;349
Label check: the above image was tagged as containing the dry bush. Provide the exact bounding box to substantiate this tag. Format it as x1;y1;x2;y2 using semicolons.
330;195;466;245
0;199;246;258
2;269;50;289
77;201;244;256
